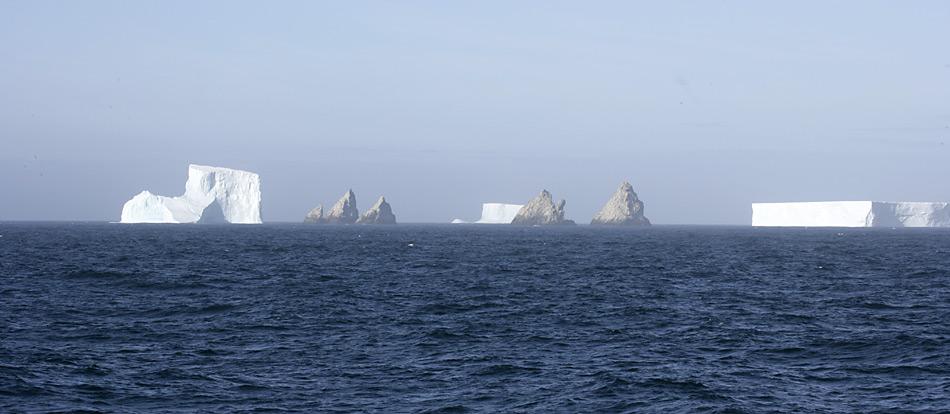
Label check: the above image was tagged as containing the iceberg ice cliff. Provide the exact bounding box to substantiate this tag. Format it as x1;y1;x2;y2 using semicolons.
451;203;524;224
477;203;524;224
120;164;262;224
752;201;950;227
591;181;651;226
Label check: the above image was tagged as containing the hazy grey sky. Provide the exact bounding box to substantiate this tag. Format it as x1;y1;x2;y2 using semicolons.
2;1;949;224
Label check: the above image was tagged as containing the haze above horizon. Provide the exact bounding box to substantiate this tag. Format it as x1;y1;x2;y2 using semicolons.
2;1;949;224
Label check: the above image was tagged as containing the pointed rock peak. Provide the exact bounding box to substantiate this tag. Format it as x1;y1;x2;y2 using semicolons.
511;190;575;225
326;189;359;224
337;190;356;205
358;195;397;224
620;181;637;193
304;204;325;224
591;181;650;226
367;196;388;210
340;189;356;202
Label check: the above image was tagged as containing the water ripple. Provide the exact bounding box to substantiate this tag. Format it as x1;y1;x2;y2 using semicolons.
1;224;948;412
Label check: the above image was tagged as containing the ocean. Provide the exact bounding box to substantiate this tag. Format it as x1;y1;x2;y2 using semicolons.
1;223;948;413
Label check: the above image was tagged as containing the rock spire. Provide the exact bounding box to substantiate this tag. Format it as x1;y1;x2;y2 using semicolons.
303;204;325;224
511;190;575;225
590;181;651;226
357;196;397;224
325;189;359;224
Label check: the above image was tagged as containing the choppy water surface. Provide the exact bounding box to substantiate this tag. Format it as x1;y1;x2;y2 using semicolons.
1;223;949;412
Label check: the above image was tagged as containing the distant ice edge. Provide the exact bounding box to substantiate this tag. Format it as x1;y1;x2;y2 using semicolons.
451;203;524;224
751;201;950;227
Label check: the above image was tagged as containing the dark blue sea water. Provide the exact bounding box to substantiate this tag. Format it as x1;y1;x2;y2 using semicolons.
1;223;949;413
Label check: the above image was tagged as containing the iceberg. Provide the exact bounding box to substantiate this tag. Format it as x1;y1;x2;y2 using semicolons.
120;164;262;224
476;203;524;224
451;203;524;224
751;201;950;227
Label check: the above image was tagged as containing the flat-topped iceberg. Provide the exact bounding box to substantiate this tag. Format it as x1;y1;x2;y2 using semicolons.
752;201;950;227
120;164;262;224
451;203;524;224
476;203;524;224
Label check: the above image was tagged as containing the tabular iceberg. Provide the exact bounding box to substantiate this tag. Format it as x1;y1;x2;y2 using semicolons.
751;201;950;227
120;165;262;224
451;203;524;224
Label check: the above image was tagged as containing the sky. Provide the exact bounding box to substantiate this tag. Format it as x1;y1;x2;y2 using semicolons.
2;1;949;224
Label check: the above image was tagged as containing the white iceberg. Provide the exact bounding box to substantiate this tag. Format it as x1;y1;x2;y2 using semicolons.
751;201;950;227
451;203;524;224
120;164;262;224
